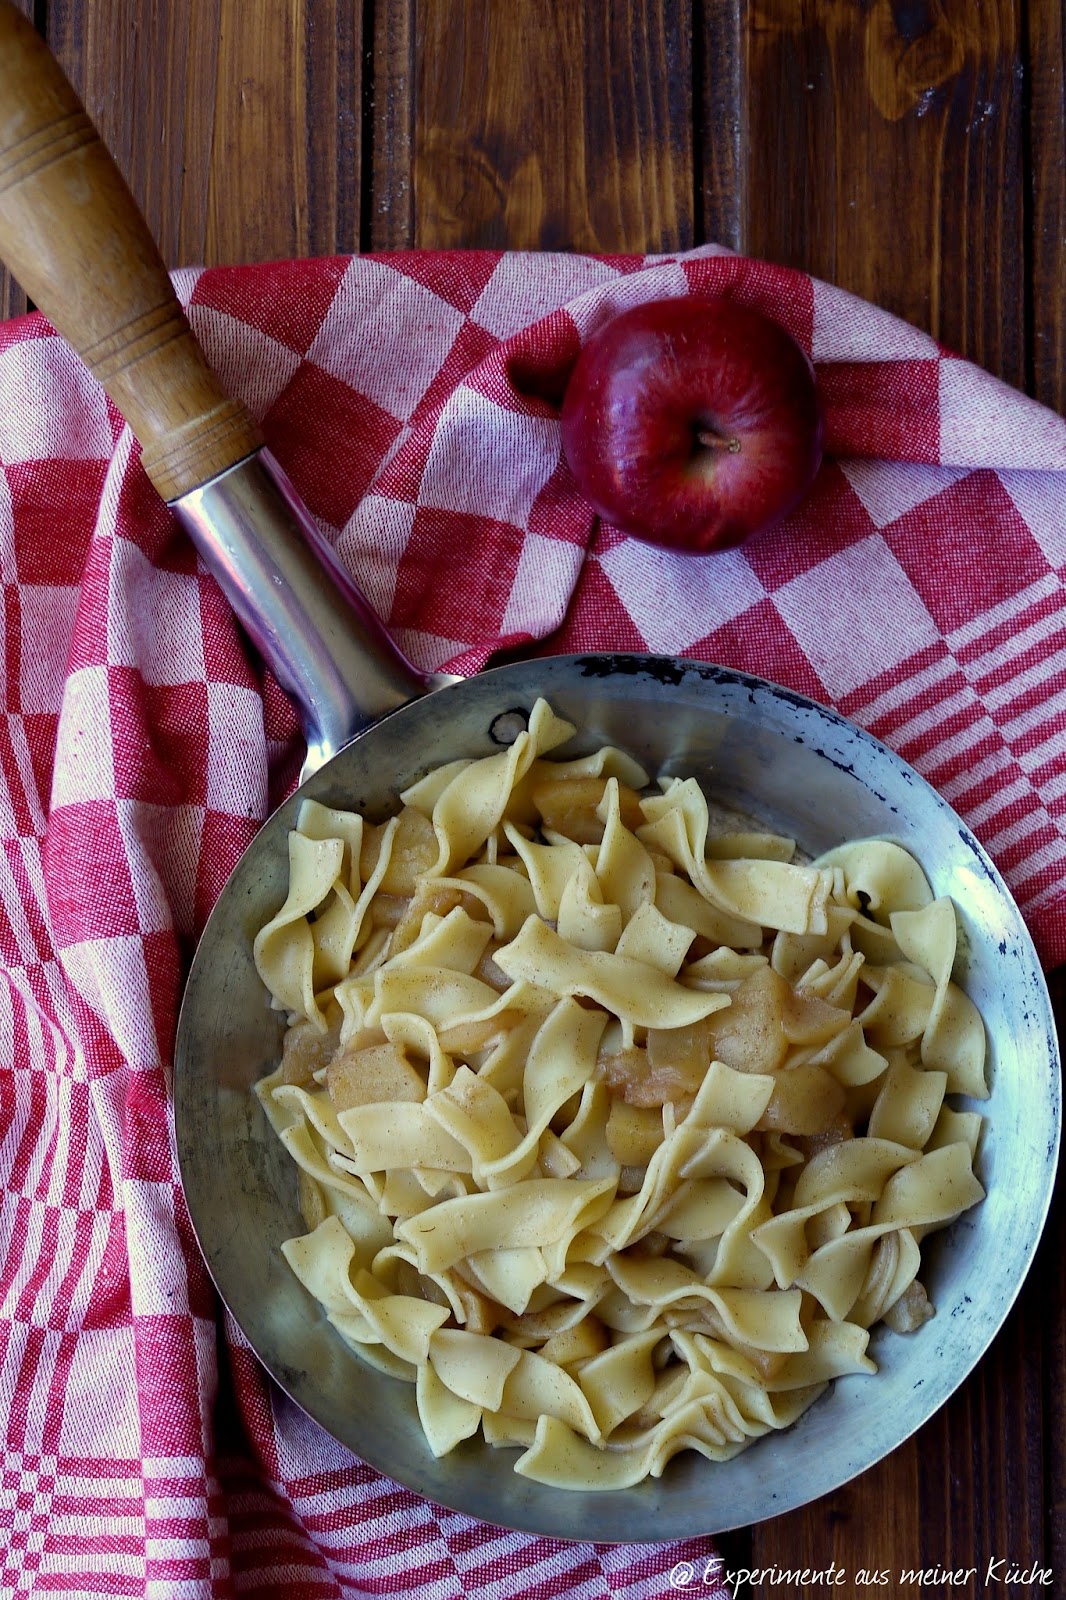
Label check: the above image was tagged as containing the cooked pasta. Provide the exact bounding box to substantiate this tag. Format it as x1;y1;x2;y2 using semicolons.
253;698;987;1488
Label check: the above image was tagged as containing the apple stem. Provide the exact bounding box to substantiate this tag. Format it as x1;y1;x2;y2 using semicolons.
696;429;742;454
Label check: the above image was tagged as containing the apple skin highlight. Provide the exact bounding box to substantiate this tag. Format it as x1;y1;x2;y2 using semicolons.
559;297;825;554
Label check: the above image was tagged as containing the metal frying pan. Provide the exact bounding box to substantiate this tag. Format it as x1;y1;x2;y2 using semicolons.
0;7;1058;1541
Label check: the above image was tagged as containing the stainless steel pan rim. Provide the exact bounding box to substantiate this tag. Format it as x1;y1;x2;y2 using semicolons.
174;651;1061;1542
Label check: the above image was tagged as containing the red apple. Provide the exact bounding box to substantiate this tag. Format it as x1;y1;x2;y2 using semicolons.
559;297;824;552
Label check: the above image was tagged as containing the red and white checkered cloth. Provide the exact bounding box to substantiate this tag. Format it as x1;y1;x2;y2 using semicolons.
1;243;1064;1597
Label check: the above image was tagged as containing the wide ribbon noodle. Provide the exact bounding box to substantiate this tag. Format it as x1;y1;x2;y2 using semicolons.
253;698;987;1488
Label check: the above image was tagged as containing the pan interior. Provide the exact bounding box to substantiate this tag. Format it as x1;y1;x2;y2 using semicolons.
174;654;1060;1540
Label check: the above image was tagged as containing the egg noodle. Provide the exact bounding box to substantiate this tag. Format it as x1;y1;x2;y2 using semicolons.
253;698;987;1489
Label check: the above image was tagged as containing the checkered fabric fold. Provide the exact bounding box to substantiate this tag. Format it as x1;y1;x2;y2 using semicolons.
1;244;1063;1597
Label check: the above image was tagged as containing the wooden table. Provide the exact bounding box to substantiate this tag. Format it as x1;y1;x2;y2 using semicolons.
7;4;1063;1595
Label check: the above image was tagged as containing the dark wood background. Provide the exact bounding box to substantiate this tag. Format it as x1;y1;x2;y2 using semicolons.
4;2;1064;1595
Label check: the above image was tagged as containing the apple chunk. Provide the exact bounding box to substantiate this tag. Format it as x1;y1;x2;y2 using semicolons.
560;297;824;553
326;1041;427;1111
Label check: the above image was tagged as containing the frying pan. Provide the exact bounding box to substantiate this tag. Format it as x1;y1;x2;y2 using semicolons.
0;8;1058;1541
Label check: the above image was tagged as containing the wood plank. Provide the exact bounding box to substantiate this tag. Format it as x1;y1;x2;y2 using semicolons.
303;1;361;259
915;1291;1047;1591
728;0;1027;385
1027;0;1066;413
719;7;1046;1591
47;0;362;268
0;0;36;320
403;0;693;253
370;0;416;249
747;1449;921;1597
699;0;743;251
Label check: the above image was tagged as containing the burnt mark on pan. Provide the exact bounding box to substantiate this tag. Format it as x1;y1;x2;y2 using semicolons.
489;708;530;745
576;653;687;686
956;826;999;883
812;746;858;779
575;654;863;733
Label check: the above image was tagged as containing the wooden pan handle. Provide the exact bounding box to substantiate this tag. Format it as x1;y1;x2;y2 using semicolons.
0;5;262;501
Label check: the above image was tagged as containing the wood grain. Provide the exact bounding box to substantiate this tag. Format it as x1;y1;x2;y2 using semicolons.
46;0;361;267
403;0;693;252
699;0;744;251
728;0;1027;385
1027;0;1066;413
370;0;415;249
0;0;32;318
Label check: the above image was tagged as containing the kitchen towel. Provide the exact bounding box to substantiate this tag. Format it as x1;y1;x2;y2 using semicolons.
0;243;1064;1597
